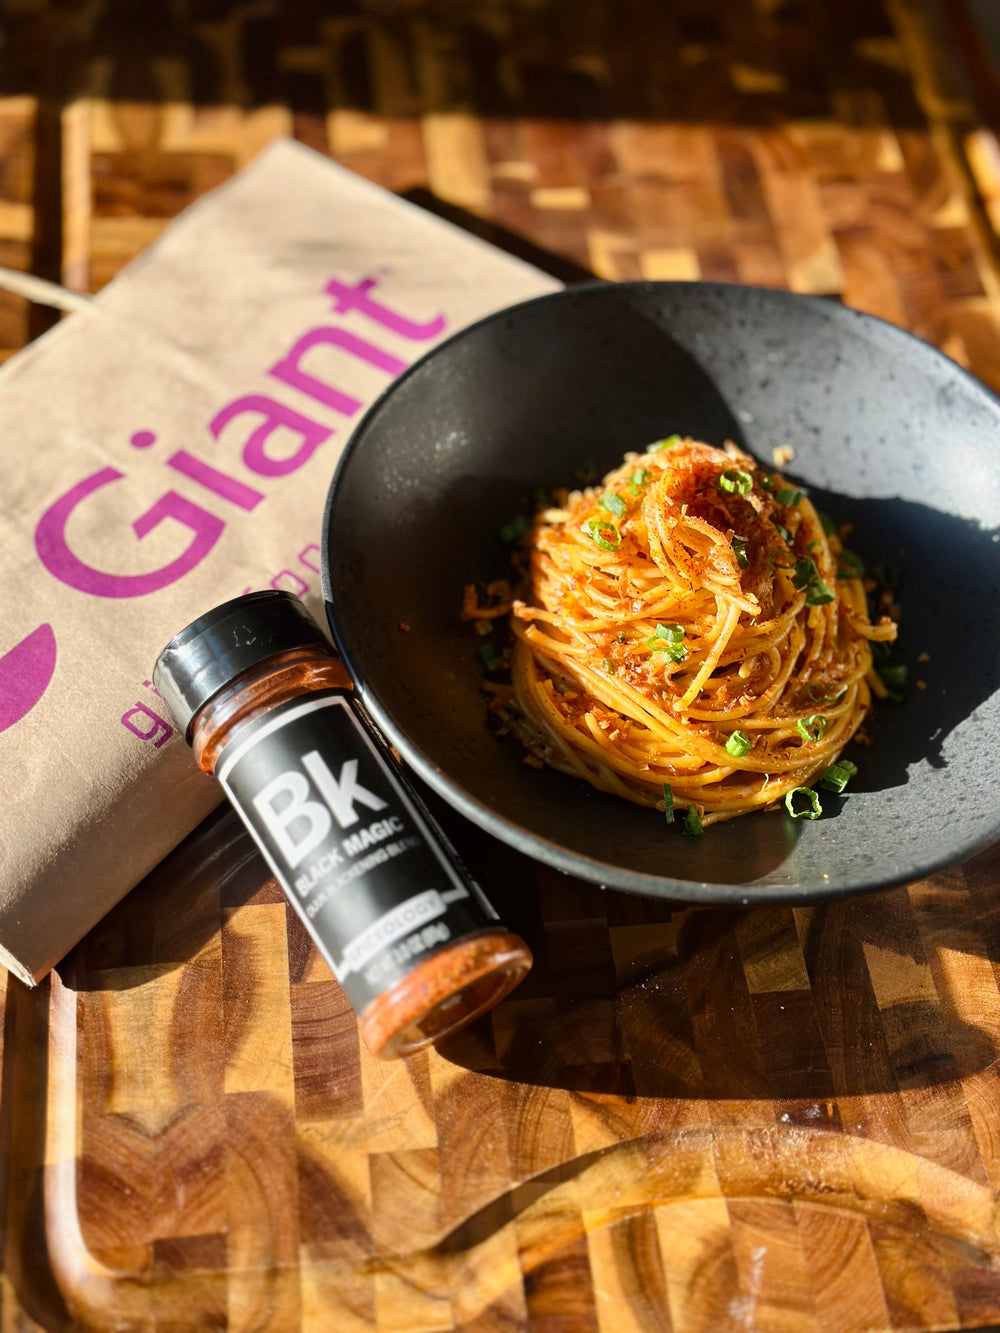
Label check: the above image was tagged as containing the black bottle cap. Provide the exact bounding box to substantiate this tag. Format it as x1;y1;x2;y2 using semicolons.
153;590;332;738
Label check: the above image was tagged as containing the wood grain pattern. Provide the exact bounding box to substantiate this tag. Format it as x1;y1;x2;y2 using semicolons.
2;0;1000;1329
4;808;1000;1332
0;94;36;361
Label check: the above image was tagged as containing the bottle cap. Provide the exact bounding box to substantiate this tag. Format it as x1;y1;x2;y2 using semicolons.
153;590;331;736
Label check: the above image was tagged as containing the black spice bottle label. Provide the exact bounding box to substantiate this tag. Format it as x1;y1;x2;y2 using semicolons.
216;691;498;1012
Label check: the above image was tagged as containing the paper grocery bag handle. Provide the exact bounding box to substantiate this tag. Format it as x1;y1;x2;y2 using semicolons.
0;264;97;315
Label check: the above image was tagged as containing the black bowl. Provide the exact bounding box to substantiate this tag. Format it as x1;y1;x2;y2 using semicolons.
322;281;1000;903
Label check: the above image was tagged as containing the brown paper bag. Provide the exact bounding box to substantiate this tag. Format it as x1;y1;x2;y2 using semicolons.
0;139;559;985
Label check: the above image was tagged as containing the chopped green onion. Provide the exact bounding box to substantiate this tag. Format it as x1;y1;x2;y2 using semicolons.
649;643;686;663
819;759;858;793
836;550;865;580
775;486;802;507
725;730;752;758
647;624;687;661
773;521;792;544
650;434;683;451
796;714;828;742
478;642;502;672
785;787;822;820
818;511;837;537
732;537;749;569
794;555;835;606
663;784;674;824
719;468;753;495
879;663;908;701
629;467;651;493
583;518;622;552
880;664;908;688
759;474;776;492
794;556;818;589
648;623;687;663
683;805;703;835
499;514;528;543
602;658;617;675
600;491;627;519
649;622;684;644
805;579;835;606
807;540;819;552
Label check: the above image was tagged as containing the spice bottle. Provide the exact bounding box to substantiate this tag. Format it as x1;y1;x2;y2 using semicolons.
153;590;532;1059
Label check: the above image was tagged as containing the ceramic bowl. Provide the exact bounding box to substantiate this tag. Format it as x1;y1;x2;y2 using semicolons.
322;281;1000;901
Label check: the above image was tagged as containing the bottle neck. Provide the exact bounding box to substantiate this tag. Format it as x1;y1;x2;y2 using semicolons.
189;646;352;774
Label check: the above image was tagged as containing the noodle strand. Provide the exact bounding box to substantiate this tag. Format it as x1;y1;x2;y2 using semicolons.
485;438;896;827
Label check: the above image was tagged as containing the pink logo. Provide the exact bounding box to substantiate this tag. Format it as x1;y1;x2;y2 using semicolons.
0;623;57;734
35;468;226;598
9;273;448;740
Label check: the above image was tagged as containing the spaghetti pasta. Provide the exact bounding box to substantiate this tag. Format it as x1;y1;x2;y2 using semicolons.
478;437;897;827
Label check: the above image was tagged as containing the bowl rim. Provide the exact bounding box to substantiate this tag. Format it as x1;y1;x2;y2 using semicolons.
322;278;1000;903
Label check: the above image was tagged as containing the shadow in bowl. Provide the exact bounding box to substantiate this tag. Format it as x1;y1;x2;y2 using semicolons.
324;281;1000;902
785;487;1000;792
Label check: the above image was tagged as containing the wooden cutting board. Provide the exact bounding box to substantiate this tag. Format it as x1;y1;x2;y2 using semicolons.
4;802;1000;1331
3;0;1000;1327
